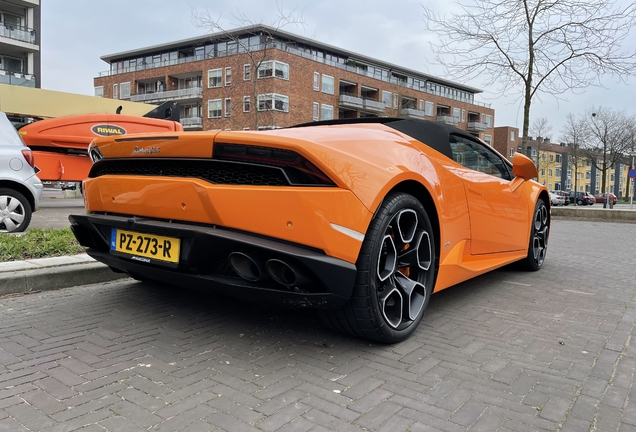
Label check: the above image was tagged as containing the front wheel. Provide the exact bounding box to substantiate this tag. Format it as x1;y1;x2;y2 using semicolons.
518;198;549;271
0;188;32;233
319;192;437;343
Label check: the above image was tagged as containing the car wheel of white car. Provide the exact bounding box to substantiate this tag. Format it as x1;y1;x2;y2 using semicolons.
0;188;32;233
319;192;437;343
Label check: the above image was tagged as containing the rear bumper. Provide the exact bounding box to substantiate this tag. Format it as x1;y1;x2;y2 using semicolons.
69;213;357;309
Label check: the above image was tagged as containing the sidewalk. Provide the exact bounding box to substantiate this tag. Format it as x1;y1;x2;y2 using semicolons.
0;253;127;296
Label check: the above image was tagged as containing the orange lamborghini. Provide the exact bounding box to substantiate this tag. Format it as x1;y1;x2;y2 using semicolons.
69;118;550;343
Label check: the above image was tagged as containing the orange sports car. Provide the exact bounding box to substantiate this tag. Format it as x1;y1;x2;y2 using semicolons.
69;118;550;343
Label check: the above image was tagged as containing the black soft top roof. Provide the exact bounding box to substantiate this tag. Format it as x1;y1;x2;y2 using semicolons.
290;118;479;160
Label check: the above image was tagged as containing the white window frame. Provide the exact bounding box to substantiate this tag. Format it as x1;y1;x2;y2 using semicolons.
509;148;515;158
312;102;319;121
313;72;320;91
419;100;424;111
484;134;492;145
112;83;118;100
207;99;222;118
225;67;232;86
510;130;516;141
382;91;392;108
208;68;222;88
243;64;251;81
321;104;334;121
453;108;461;120
257;93;289;112
224;98;231;117
461;109;465;122
94;86;104;98
243;96;251;113
425;101;434;117
120;82;131;99
321;74;334;95
257;60;290;80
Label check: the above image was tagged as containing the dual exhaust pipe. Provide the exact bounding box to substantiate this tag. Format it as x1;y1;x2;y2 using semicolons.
228;252;309;288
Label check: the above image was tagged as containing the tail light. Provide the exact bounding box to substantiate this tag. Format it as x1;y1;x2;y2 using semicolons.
214;143;334;186
21;149;35;168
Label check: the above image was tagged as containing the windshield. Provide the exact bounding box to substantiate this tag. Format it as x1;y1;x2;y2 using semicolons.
0;112;26;147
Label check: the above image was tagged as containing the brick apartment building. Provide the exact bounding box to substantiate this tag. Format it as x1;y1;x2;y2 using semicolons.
93;24;495;138
0;0;40;88
494;126;631;197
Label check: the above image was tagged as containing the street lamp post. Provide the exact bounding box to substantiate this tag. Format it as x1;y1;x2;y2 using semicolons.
631;152;636;210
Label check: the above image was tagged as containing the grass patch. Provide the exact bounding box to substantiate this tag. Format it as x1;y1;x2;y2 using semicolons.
0;228;85;262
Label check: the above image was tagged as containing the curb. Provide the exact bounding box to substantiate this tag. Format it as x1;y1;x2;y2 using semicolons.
551;207;636;222
0;259;128;297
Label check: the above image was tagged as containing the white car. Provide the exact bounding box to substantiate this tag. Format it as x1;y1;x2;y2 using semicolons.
0;112;43;232
549;191;565;206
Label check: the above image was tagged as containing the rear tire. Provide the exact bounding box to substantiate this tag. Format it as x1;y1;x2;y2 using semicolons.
319;192;437;343
518;198;549;271
0;188;32;233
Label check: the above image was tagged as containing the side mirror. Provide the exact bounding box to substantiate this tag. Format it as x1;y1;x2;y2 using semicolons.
512;152;538;180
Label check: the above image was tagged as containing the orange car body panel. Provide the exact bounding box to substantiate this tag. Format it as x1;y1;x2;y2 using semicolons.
19;114;183;181
83;123;547;293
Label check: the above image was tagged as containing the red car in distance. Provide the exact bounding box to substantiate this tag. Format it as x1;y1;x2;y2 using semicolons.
594;193;617;205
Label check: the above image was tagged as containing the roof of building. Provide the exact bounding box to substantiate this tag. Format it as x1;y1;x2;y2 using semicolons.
100;24;483;94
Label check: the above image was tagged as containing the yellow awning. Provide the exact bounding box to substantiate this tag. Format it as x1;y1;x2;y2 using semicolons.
0;84;154;119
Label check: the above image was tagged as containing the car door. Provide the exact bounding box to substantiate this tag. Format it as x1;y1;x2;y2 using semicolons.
449;134;529;255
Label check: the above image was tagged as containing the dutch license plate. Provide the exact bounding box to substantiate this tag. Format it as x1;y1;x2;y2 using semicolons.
110;228;180;264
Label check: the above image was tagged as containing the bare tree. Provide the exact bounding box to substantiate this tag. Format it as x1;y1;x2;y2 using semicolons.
583;107;633;200
530;117;554;173
191;5;305;130
560;113;588;198
621;119;636;200
422;0;636;153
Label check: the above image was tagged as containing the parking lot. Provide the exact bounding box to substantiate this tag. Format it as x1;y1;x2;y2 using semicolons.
1;219;635;431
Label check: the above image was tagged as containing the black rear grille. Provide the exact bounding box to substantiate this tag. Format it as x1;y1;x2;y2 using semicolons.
89;159;290;186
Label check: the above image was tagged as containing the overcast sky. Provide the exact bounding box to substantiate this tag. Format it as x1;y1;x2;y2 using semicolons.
42;0;636;139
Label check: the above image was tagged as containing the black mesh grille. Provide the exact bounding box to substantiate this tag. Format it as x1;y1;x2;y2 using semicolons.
89;159;289;186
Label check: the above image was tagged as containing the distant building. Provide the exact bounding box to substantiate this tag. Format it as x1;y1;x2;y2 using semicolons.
94;24;495;134
0;0;40;88
494;126;630;197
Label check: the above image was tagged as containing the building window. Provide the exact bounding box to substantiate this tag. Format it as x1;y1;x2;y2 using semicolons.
510;131;515;141
313;72;320;91
312;102;319;121
425;101;434;117
208;99;222;118
224;98;231;117
485;115;493;128
113;84;118;100
257;60;289;79
484;135;492;146
94;86;104;98
321;104;334;121
243;96;250;112
549;154;554;162
258;93;289;112
393;94;398;109
532;149;537;157
541;168;545;176
542;153;546;161
382;91;392;107
549;169;553;177
556;154;562;163
453;108;460;120
243;64;251;81
509;148;515;157
461;109;465;122
321;75;334;95
120;82;131;99
556;167;562;177
208;69;222;88
225;67;232;86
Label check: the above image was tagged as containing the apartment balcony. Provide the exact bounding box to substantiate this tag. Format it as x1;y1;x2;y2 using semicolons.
180;117;202;128
437;115;459;126
361;98;385;112
467;121;489;132
0;70;35;87
0;22;36;45
130;87;202;103
339;93;364;108
400;108;426;119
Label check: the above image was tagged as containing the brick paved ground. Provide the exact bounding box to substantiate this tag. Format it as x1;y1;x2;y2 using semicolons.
0;219;635;431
